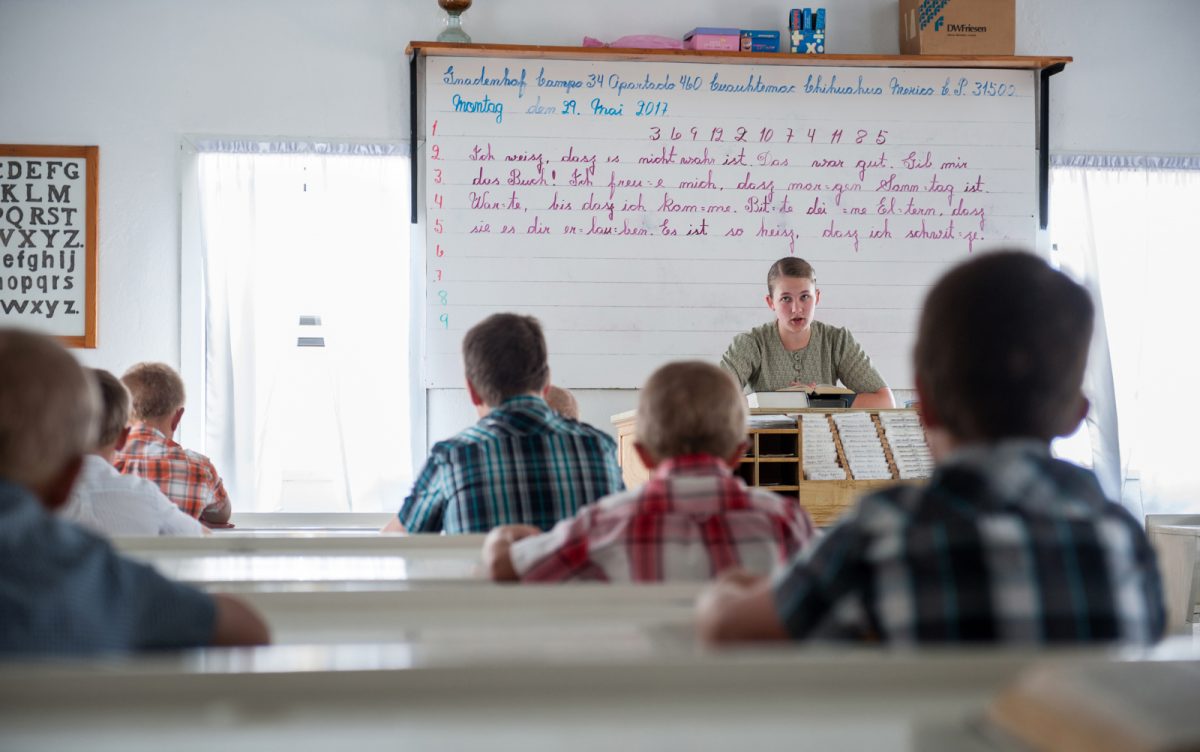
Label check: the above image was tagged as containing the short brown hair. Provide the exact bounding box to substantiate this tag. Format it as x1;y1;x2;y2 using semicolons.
122;362;186;421
90;369;131;449
636;361;747;461
914;250;1093;442
462;313;550;406
0;328;99;488
767;257;816;295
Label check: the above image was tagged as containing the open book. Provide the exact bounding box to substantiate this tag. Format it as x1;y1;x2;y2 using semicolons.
746;384;854;409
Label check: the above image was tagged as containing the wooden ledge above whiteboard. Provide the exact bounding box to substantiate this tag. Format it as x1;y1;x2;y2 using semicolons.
408;42;1071;71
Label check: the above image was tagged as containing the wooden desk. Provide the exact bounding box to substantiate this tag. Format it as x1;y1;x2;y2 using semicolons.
1146;515;1200;633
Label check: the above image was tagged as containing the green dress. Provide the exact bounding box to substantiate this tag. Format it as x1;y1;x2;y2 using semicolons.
719;321;887;394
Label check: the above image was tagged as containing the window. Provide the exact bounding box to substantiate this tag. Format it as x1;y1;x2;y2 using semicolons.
1050;157;1200;515
183;143;417;513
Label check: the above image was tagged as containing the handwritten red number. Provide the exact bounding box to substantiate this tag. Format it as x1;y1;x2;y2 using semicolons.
434;169;443;184
433;219;443;234
431;120;438;136
436;244;445;257
431;145;440;160
434;194;443;209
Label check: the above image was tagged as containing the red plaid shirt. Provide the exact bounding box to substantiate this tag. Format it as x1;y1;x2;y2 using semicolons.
114;426;230;519
509;454;816;582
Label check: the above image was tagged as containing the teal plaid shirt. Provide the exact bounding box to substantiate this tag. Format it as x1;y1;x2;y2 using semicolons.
398;396;625;534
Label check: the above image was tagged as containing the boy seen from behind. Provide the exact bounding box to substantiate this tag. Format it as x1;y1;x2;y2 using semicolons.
484;361;816;582
0;329;267;654
698;251;1165;644
115;362;231;525
385;313;624;534
59;369;206;538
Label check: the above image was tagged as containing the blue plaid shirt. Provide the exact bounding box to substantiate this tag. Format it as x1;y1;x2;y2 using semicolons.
773;441;1165;644
398;396;625;534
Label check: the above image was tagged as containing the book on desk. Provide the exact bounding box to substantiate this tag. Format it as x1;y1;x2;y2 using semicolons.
746;385;855;410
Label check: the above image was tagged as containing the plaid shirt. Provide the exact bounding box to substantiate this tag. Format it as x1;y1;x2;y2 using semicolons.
114;426;230;519
510;455;816;582
398;396;624;534
773;441;1166;644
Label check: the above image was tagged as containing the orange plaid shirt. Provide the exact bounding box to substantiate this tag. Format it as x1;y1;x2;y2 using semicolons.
114;426;230;519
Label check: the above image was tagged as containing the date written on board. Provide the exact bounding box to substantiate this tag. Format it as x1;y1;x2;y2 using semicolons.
648;126;889;145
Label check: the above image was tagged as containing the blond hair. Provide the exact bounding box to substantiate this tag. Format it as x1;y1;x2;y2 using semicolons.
90;369;131;449
0;328;99;488
122;362;186;421
545;385;579;420
636;361;747;461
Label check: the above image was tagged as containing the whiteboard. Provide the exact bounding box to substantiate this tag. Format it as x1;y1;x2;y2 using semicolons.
420;56;1037;389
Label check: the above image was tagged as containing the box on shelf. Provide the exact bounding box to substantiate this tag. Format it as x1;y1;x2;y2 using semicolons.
739;29;781;52
898;0;1014;55
683;27;741;51
789;7;826;54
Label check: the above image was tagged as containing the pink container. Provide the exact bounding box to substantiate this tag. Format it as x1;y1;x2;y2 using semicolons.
683;27;741;51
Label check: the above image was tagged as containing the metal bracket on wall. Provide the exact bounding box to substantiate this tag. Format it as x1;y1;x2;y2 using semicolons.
409;52;420;224
1039;62;1067;229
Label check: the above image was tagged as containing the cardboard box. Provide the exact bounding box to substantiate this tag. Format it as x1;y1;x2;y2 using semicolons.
683;27;741;51
740;29;781;52
789;7;827;54
899;0;1014;55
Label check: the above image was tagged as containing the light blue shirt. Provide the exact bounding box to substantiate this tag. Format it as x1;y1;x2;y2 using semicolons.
0;478;216;654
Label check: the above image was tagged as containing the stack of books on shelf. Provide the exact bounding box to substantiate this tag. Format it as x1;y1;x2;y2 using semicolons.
747;414;797;429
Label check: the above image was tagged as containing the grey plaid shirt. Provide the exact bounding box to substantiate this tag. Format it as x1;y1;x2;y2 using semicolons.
773;441;1165;644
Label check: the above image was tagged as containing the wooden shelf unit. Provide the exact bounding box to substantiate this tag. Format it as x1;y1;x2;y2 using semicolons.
612;407;928;527
408;42;1070;71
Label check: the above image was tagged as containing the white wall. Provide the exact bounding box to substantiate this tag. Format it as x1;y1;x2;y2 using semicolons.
3;0;1199;449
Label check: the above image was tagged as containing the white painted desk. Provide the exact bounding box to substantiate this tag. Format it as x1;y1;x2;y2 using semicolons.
3;637;1197;752
227;584;702;643
1147;514;1200;632
113;532;486;556
114;534;489;587
227;512;395;531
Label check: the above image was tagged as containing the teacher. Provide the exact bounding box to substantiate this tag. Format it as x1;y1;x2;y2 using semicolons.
720;257;896;408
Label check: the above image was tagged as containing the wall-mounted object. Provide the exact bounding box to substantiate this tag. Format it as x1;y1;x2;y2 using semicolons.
0;144;98;348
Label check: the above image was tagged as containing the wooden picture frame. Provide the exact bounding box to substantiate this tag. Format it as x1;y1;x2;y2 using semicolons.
0;144;98;348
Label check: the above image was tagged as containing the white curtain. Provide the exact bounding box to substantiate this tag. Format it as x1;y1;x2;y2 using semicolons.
1050;157;1200;516
196;147;413;512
